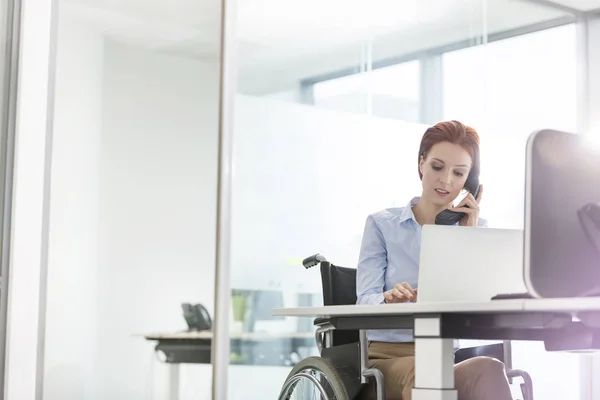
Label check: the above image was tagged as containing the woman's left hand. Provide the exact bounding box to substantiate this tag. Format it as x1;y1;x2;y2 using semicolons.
450;184;483;227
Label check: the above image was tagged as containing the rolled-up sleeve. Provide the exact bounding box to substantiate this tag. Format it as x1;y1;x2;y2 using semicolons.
356;215;387;305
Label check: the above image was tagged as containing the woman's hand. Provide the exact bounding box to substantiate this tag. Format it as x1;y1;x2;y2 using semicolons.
383;282;418;303
450;184;483;227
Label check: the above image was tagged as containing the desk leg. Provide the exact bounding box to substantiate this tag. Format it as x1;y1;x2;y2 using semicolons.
169;363;180;400
412;316;457;400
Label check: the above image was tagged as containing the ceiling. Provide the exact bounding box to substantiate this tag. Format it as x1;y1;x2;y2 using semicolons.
60;0;592;94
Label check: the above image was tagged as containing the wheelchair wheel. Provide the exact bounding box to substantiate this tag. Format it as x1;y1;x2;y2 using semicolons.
278;356;349;400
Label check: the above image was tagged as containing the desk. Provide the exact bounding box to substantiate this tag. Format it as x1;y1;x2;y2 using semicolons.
143;331;314;399
273;298;600;400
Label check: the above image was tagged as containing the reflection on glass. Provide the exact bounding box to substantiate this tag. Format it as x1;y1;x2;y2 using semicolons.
43;0;221;399
232;0;581;399
0;0;11;389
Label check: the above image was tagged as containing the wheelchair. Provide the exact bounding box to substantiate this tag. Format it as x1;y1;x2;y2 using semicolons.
278;254;534;400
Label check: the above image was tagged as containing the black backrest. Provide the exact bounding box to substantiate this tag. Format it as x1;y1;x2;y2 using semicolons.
320;262;360;345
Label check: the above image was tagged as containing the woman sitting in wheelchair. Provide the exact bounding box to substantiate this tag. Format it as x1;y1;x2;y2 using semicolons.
356;120;513;400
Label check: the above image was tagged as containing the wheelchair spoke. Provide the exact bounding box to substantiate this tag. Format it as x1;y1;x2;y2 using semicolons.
279;368;340;400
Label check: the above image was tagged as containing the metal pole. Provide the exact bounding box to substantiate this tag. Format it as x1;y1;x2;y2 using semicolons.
211;0;238;397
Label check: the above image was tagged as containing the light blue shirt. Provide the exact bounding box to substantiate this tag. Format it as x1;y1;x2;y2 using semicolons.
356;197;487;343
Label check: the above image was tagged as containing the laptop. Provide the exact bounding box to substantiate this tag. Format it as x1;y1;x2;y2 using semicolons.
417;225;527;303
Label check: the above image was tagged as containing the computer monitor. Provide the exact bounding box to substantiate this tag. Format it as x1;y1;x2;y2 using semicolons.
524;129;600;298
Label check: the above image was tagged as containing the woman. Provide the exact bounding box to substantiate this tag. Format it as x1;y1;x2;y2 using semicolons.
356;121;512;400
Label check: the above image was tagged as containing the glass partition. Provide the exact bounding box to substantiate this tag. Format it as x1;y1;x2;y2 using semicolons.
230;0;580;399
42;0;222;398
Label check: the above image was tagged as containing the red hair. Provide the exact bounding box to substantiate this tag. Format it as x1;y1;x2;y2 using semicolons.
418;120;480;180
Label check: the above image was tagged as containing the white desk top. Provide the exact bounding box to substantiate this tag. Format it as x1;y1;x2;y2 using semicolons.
143;331;314;341
272;297;600;318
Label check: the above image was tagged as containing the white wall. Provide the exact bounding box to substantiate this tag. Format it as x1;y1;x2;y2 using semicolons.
44;15;104;400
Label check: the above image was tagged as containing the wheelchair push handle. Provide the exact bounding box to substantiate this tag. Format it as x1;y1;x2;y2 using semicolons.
302;253;327;269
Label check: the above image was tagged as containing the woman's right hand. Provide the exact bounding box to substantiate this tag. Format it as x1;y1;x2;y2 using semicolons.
383;282;418;303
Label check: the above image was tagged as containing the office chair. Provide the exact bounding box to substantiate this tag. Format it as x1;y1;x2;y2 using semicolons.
278;254;534;400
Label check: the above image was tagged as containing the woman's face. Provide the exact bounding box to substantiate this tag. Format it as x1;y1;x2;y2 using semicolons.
419;141;473;207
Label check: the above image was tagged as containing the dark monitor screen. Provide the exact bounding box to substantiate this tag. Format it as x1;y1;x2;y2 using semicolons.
525;129;600;298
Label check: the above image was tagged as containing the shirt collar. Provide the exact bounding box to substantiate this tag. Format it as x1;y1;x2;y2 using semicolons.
397;196;421;223
404;196;465;227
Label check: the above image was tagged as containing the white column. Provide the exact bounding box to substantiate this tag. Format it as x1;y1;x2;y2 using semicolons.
413;317;457;400
4;0;57;399
419;55;443;125
212;0;236;398
578;12;600;136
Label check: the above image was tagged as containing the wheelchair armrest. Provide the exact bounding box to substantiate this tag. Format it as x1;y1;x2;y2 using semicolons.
313;318;335;353
314;317;331;326
507;368;532;382
506;369;533;400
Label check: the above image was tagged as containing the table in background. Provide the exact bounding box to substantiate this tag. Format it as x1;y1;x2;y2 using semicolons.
143;330;315;399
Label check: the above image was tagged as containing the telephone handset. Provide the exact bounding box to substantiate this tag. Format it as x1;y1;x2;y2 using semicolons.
435;173;480;226
181;303;212;331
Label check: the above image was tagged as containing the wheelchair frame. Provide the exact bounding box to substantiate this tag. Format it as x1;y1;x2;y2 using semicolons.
316;321;386;400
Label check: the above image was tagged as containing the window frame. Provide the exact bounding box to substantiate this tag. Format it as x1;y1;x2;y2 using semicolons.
300;16;576;125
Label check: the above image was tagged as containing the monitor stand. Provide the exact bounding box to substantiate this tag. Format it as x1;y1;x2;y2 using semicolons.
579;287;600;298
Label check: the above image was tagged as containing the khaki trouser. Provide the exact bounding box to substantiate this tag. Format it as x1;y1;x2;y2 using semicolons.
362;342;513;400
